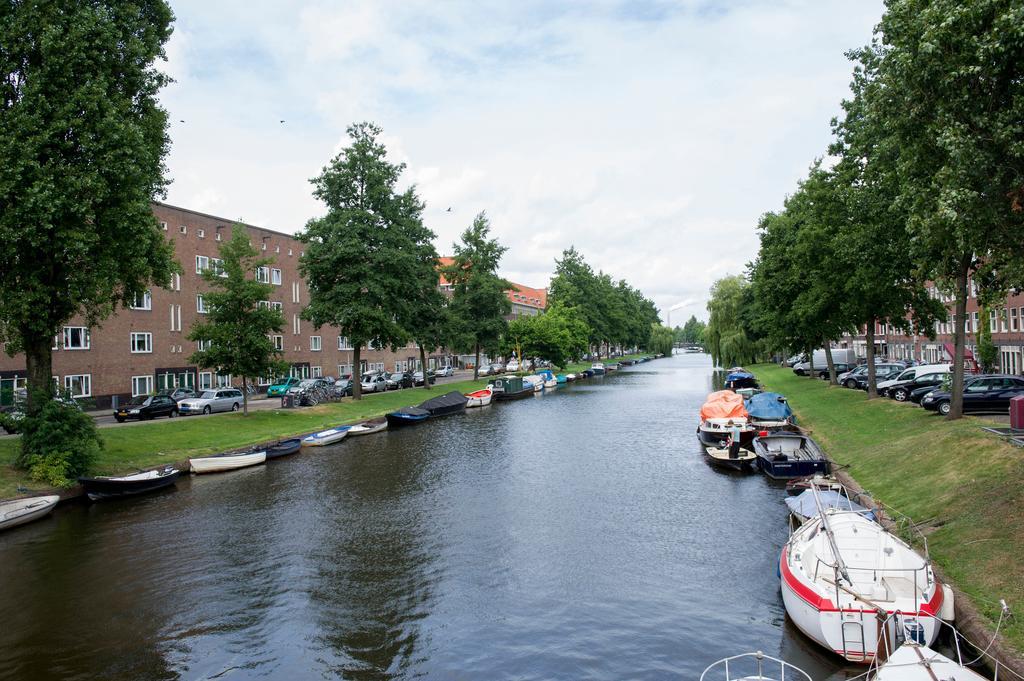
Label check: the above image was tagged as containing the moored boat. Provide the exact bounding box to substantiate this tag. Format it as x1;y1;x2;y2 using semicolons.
784;487;875;525
386;406;430;427
264;438;302;460
590;363;606;375
702;444;757;471
490;376;533;400
79;466;180;501
465;387;493;407
745;392;794;430
190;450;266;474
0;495;60;532
870;642;987;681
555;374;567;384
537;370;558;389
348;419;387;436
697;390;754;449
418;391;468;417
523;375;544;392
752;432;831;479
302;425;352;447
701;651;812;681
725;370;758;390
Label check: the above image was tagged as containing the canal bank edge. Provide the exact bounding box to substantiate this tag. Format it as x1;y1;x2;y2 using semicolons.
0;354;653;502
752;363;1024;675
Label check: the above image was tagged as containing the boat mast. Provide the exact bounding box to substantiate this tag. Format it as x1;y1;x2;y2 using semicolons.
812;484;852;585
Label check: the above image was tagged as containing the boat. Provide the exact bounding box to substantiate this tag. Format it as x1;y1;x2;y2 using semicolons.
580;369;594;378
348;419;387;436
697;390;754;449
725;370;758;390
701;651;812;681
418;390;468;417
870;641;988;681
605;362;619;371
523;375;544;392
189;450;266;474
537;370;558;389
744;392;794;430
0;495;60;532
490;376;534;401
735;386;762;399
264;438;302;460
78;466;181;501
867;617;1005;681
786;474;845;496
302;425;352;447
465;387;493;408
620;359;635;366
555;374;568;384
564;373;577;382
702;444;757;471
752;432;831;479
780;491;953;663
590;363;606;375
386;406;430;427
784;487;875;525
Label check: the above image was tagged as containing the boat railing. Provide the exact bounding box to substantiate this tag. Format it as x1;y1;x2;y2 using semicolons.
700;651;812;681
810;558;933;615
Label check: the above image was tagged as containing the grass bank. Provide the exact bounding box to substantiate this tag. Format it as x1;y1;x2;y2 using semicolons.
753;363;1024;653
0;377;491;499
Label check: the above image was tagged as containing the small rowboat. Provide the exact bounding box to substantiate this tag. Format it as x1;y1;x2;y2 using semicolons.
348;420;387;436
386;407;430;427
302;425;352;447
0;495;59;532
190;450;266;474
702;444;757;471
79;466;181;501
465;387;493;408
555;374;567;384
264;438;302;460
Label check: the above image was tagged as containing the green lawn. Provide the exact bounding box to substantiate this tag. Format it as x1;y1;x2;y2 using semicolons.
754;363;1024;652
0;378;492;498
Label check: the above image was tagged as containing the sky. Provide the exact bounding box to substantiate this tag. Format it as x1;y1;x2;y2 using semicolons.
159;0;885;325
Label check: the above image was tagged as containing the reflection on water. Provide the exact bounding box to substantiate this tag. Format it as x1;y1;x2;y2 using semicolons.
0;354;862;680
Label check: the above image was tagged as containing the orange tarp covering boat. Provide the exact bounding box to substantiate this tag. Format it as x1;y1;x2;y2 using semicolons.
700;390;748;421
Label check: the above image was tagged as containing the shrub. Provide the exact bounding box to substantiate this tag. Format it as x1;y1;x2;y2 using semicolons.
16;398;102;486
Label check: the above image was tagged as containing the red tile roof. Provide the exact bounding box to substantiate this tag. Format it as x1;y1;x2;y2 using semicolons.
437;257;546;309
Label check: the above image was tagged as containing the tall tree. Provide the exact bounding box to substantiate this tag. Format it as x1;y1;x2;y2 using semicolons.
549;248;605;356
862;0;1024;417
705;275;760;368
299;122;423;400
0;2;177;414
187;226;286;414
443;212;511;380
502;303;590;369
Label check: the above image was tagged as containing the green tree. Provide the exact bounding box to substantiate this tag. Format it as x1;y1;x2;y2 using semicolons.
647;324;676;357
503;303;590;368
443;213;511;380
0;2;177;417
976;306;998;373
299;122;424;399
680;316;706;346
549;248;605;356
860;0;1024;417
187;226;287;414
705;275;760;368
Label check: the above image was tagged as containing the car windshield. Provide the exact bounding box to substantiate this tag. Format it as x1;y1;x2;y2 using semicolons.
127;397;149;407
200;391;218;399
390;373;404;379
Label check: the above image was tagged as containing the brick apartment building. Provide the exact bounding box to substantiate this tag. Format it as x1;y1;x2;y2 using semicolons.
838;279;1024;375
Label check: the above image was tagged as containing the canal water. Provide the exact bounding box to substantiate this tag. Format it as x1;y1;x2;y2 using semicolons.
0;353;857;680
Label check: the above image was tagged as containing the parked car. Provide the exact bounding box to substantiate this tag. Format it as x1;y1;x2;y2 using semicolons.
386;372;414;390
816;362;856;380
334;375;353;397
412;370;436;386
178;388;244;415
909;383;941;404
360;373;388;393
506;359;520;372
477;364;492;377
267;377;302;397
113;394;179;422
435;366;454;378
784;353;805;367
838;363;906;389
887;373;948;402
287;379;319;396
156;387;198;403
922;374;1024;415
877;364;951;396
793;349;859;375
489;363;504;375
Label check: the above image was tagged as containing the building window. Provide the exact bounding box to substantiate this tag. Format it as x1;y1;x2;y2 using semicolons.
130;332;153;353
991;309;998;333
271;268;282;285
257;375;272;386
160;221;168;231
179;224;187;234
170;273;181;291
199;372;213;390
1000;308;1008;333
63;327;91;350
197;339;212;351
1012;308;1019;333
64;374;92;398
338;364;352;376
132;375;154;397
310;335;322;351
131;290;152;310
338;336;352;350
972;311;979;333
215;373;232;388
196;255;209;273
257;300;270;310
292;281;300;303
272;335;284;351
312;366;323;378
255;266;270;283
293;314;300;335
197;295;208;314
271;302;283;312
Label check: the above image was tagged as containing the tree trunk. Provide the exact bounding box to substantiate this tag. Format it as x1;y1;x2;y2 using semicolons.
24;331;54;416
949;264;970;420
242;376;249;415
866;320;878;399
473;342;480;381
807;345;815;379
824;343;837;385
353;344;362;400
420;345;430;390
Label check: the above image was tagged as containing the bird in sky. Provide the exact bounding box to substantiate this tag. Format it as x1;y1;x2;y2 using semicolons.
280;120;285;123
446;207;452;212
179;119;185;123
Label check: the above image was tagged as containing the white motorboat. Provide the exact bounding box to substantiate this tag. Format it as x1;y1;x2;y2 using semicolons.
189;450;267;474
590;363;606;375
0;495;59;532
780;496;953;663
523;375;544;392
302;425;352;446
464;387;493;408
347;420;387;436
701;651;812;681
870;642;988;681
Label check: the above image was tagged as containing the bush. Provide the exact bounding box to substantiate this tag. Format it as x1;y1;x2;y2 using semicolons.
16;398;102;487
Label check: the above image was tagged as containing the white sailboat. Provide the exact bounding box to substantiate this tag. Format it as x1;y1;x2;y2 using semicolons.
701;651;812;681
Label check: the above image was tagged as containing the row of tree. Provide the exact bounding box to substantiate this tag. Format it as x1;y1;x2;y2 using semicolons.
706;0;1024;419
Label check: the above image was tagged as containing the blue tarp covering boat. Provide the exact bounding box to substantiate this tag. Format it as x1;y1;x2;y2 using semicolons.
745;392;793;422
784;489;875;522
725;370;758;390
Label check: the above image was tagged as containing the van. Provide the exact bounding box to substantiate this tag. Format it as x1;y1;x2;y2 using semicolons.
793;348;859;375
877;364;951;394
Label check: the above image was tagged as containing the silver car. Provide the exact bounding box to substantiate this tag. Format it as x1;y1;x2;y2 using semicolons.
178;388;244;415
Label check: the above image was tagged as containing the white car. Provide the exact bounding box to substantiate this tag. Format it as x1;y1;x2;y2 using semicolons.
178;388;244;415
506;359;520;372
360;373;387;393
435;366;454;377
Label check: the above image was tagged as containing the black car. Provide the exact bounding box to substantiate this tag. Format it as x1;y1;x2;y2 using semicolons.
386;371;415;390
886;373;947;402
909;384;940;404
412;370;437;386
114;394;180;422
334;375;354;397
816;362;856;380
922;374;1024;416
854;367;905;391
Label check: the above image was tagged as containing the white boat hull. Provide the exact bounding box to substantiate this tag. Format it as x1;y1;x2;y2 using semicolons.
0;495;60;531
466;392;492;408
302;427;350;446
190;451;266;474
872;643;988;681
543;379;557;389
348;422;386;436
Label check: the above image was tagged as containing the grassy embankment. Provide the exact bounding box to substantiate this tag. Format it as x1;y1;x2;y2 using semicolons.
0;353;653;498
754;363;1024;652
